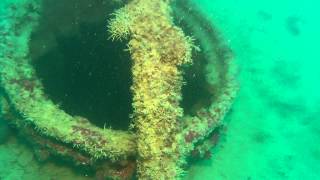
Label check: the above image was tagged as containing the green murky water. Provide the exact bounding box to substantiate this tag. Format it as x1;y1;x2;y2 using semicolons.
1;0;320;179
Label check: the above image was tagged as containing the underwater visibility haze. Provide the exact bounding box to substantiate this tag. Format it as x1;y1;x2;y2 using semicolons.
0;0;320;179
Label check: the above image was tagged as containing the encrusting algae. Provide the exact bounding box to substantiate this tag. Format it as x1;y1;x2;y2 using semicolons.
0;0;238;179
108;0;194;178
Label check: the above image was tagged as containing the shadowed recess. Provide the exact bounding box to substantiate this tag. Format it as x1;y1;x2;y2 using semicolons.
29;0;214;130
30;0;132;130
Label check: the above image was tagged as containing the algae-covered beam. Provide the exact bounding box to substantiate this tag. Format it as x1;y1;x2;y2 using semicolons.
108;0;193;178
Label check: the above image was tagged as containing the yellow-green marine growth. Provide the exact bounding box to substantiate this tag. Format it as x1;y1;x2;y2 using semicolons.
108;0;194;179
0;0;238;179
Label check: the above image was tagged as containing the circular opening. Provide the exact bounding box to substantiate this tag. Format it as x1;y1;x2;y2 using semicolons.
30;0;132;130
29;0;215;130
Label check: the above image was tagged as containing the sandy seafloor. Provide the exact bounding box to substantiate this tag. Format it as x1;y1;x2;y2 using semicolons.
1;0;320;179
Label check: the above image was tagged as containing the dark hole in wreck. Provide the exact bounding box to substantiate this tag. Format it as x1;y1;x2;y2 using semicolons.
29;0;212;131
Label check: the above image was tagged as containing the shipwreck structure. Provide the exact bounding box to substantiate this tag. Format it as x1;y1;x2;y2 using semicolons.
0;0;237;179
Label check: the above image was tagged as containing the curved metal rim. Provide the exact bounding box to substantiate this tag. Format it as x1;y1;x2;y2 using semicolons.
0;0;237;163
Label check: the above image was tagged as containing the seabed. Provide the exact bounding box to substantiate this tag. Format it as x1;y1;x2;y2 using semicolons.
1;0;320;179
